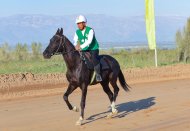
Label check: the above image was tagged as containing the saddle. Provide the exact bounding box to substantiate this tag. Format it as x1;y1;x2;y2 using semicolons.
80;52;109;70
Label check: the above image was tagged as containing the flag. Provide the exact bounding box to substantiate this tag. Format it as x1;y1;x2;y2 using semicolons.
145;0;156;50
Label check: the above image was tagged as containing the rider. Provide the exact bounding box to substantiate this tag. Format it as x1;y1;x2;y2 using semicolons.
73;15;102;82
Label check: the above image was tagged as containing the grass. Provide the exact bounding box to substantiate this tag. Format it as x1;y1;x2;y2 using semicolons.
101;48;179;69
0;48;182;74
0;56;66;74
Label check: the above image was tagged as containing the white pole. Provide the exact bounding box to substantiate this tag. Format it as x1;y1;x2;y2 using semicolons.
155;48;158;67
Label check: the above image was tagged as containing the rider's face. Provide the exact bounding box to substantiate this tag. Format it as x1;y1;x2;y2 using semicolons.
77;22;86;30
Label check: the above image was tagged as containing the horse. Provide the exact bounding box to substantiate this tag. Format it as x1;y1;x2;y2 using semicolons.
43;28;130;125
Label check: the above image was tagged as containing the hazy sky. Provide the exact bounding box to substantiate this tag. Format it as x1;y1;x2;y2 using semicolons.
0;0;190;17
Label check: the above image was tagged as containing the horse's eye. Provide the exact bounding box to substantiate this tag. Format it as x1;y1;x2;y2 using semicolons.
56;39;60;42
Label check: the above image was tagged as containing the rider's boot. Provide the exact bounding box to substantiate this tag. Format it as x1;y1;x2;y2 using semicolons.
94;63;102;82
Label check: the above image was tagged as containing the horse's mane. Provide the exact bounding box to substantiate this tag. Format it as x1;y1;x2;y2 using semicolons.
64;35;75;49
63;35;80;57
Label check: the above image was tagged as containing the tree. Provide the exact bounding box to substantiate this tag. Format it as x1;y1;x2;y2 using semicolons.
176;18;190;63
14;43;29;61
176;30;184;61
0;42;11;61
31;42;42;59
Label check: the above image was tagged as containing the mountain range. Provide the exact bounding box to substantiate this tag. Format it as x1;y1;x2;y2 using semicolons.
0;14;188;48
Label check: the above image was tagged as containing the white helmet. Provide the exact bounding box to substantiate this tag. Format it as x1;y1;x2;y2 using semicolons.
75;15;87;24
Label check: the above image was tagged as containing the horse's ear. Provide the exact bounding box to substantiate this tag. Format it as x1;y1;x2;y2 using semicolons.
56;28;60;34
60;28;63;35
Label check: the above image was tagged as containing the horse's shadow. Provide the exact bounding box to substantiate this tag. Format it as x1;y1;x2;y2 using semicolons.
84;97;156;125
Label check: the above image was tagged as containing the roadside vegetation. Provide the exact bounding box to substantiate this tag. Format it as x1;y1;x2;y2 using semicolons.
176;17;190;63
0;42;181;74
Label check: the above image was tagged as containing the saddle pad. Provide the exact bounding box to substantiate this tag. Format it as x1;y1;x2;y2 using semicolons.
82;53;109;70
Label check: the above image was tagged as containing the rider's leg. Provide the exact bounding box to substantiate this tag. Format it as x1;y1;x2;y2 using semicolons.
90;50;102;82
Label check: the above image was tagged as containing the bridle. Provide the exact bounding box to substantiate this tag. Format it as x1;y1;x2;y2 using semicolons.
52;35;77;56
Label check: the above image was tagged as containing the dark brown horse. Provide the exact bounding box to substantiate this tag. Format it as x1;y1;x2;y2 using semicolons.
43;28;130;125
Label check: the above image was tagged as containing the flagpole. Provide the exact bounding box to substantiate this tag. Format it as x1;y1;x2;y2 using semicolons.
155;48;158;67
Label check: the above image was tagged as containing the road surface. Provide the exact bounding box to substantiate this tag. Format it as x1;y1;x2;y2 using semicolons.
0;79;190;131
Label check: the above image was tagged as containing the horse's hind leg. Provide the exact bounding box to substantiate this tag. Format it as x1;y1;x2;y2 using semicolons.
109;76;120;115
101;81;117;118
63;84;78;112
100;81;114;104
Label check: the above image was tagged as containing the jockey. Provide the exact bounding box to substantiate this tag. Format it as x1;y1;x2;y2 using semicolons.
73;15;102;82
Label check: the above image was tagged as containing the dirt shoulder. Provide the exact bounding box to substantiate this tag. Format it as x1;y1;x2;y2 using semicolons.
125;63;190;84
0;64;190;100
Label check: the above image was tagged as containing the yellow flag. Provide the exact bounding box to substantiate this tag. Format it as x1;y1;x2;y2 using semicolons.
145;0;156;50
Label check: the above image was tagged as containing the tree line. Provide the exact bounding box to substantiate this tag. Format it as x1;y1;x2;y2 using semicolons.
0;42;42;61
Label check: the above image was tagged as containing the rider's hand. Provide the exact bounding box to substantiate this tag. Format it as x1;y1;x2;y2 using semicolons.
75;44;81;51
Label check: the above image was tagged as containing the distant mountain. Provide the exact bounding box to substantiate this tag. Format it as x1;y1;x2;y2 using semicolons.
0;14;188;48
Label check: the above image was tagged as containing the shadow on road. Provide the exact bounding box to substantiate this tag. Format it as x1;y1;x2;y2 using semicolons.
84;97;156;125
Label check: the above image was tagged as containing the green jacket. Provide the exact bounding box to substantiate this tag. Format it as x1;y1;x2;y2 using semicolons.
76;26;99;51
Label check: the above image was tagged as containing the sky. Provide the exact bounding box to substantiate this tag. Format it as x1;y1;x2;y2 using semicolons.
0;0;190;17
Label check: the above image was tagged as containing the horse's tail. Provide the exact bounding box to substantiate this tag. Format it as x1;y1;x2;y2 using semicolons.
118;69;131;92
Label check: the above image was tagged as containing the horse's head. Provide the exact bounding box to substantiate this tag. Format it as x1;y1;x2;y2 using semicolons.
43;28;65;59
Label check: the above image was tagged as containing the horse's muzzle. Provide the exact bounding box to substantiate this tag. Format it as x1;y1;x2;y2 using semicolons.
43;51;52;59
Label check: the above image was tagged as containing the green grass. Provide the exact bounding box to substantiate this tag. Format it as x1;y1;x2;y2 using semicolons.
0;56;66;74
101;49;179;69
0;48;182;74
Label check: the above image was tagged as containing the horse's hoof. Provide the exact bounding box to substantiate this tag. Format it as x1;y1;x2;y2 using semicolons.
76;120;82;126
75;118;83;126
106;113;113;119
72;106;79;112
106;109;118;119
112;109;118;115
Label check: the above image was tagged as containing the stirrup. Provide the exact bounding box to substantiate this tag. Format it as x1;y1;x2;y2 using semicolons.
96;74;102;82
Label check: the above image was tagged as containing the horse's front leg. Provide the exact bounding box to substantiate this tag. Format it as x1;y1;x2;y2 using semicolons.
76;83;88;126
63;83;78;112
